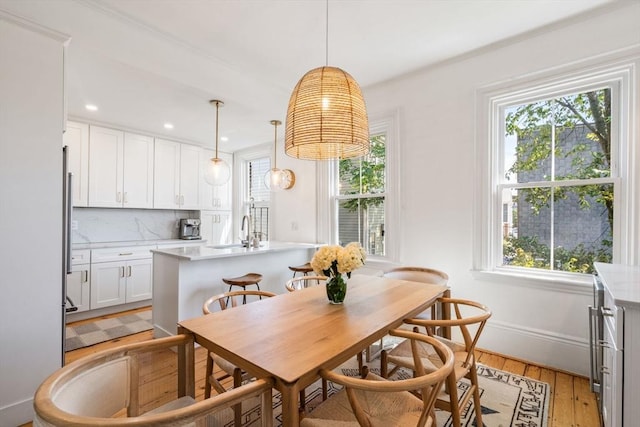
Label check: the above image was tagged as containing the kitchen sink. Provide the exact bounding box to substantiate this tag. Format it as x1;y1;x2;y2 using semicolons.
207;243;265;249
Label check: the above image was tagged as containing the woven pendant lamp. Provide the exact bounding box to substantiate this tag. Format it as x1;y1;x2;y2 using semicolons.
284;2;369;160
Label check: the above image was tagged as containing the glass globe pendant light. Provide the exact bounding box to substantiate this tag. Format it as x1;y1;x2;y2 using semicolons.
264;119;285;191
204;100;231;186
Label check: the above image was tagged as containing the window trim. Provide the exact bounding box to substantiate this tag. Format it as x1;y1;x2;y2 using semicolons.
475;51;639;283
319;110;401;263
233;144;271;237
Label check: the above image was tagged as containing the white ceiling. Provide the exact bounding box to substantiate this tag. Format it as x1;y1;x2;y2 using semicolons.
0;0;614;152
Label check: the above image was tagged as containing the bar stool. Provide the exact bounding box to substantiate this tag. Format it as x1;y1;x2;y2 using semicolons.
222;273;263;304
288;262;313;278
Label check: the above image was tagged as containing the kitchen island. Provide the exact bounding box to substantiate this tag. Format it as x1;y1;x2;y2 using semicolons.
151;241;320;337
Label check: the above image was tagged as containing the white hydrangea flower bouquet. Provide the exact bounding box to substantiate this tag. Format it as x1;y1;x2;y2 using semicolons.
310;242;366;304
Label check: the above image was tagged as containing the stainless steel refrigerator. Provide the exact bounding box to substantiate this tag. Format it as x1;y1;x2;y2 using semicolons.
61;145;74;364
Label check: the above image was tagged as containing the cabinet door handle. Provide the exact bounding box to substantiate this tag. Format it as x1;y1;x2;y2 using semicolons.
82;270;88;283
117;192;122;203
175;195;180;205
601;306;614;317
123;192;128;203
119;252;133;256
180;195;184;205
127;266;132;277
120;266;125;277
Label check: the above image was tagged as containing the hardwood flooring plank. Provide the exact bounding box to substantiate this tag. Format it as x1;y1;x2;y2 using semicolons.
553;372;576;426
477;351;506;369
525;364;542;380
539;368;557;427
502;358;527;376
574;376;601;427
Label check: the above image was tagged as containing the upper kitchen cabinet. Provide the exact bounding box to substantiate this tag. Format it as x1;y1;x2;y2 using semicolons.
88;126;154;208
63;121;89;207
200;149;233;210
154;139;201;210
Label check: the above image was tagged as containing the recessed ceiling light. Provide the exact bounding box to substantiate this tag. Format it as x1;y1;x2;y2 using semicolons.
85;104;98;111
220;136;229;142
164;123;174;129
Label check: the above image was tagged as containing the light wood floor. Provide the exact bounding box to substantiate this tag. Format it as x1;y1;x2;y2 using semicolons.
22;307;601;427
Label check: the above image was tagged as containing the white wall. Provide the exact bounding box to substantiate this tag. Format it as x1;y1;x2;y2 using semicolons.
270;137;318;243
0;13;68;425
356;3;640;375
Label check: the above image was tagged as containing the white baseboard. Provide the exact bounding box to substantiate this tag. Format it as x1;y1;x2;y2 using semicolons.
480;320;589;377
1;395;34;427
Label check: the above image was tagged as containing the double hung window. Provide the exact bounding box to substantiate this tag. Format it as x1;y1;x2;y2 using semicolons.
329;114;399;261
336;133;387;256
477;58;637;278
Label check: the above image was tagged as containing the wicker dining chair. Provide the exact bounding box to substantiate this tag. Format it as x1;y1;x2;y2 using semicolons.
300;329;455;427
381;298;492;427
33;334;274;427
203;289;277;426
284;275;327;292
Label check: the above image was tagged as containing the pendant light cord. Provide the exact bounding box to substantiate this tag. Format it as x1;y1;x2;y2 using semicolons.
214;101;220;158
273;121;278;169
325;0;329;66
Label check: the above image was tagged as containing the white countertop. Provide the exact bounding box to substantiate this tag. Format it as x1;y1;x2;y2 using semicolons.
594;262;640;309
151;241;320;261
72;238;206;250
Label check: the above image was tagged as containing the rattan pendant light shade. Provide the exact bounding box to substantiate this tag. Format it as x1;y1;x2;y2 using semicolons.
284;65;369;160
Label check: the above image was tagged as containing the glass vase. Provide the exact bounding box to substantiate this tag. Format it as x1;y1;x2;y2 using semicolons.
326;274;347;304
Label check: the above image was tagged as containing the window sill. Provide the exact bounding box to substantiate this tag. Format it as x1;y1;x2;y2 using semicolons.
471;268;593;295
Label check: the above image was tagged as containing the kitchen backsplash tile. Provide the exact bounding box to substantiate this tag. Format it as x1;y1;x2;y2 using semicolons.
72;208;197;243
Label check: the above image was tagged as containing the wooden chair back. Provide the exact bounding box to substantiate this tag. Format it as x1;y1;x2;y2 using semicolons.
406;297;491;368
313;329;454;427
284;275;328;292
382;266;449;285
203;289;277;313
33;334;274;426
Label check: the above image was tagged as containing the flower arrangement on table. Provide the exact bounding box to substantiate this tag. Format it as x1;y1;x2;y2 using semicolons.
310;242;366;304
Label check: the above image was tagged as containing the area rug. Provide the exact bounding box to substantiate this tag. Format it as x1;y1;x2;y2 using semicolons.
222;360;549;427
65;310;153;351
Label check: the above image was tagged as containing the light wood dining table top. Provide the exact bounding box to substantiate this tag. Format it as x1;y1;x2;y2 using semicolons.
177;274;448;427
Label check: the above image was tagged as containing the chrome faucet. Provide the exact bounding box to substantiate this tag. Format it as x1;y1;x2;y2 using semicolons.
240;215;251;247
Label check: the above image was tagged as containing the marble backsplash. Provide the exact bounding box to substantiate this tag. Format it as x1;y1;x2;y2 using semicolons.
72;208;198;243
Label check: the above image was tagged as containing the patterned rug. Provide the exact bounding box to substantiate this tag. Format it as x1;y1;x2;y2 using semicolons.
223;359;549;427
65;310;153;351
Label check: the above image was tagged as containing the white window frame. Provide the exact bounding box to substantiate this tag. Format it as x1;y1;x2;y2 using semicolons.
474;52;639;285
318;111;400;263
233;144;271;239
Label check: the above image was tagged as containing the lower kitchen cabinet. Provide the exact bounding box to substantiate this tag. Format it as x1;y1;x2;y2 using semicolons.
90;246;154;309
594;262;640;427
67;263;90;313
67;249;91;313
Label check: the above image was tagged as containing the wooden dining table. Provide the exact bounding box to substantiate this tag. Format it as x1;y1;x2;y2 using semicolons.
177;274;448;427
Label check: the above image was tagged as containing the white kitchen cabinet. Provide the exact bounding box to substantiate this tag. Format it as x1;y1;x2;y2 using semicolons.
88;126;154;208
66;249;91;313
200;210;233;246
154;138;201;209
63;121;89;207
123;258;154;303
200;149;233;210
90;246;154;309
594;262;640;427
